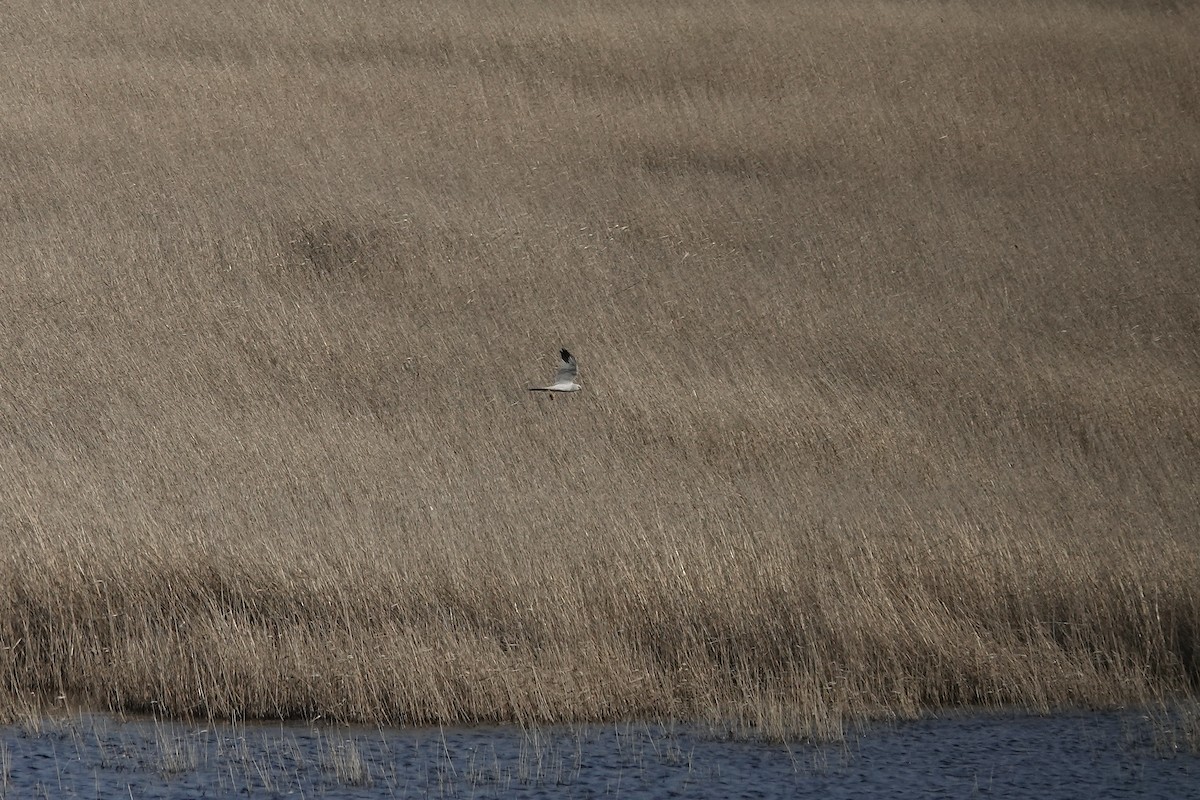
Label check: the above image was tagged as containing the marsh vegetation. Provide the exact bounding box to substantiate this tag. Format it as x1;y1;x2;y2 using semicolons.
0;1;1197;738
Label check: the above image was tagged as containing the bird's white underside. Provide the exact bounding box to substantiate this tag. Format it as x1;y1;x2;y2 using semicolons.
531;382;581;392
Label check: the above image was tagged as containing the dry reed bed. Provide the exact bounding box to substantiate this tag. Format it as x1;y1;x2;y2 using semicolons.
1;1;1198;738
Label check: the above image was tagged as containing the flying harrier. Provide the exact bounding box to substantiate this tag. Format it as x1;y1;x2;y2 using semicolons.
529;349;581;393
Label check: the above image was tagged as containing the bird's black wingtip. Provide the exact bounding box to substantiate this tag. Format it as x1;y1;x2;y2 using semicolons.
560;348;573;362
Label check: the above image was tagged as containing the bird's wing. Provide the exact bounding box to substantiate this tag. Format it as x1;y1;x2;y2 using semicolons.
553;350;577;384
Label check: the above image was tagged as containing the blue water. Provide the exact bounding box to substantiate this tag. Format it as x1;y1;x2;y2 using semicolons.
1;709;1196;798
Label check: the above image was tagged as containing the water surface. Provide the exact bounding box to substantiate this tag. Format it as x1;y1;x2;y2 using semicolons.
1;709;1195;798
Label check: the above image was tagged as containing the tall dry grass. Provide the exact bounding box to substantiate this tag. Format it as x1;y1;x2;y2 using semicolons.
0;0;1197;739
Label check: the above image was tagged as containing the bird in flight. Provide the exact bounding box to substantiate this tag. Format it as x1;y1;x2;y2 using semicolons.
529;349;581;393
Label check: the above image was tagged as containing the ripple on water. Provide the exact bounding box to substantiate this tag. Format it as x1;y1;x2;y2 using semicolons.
0;710;1196;799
